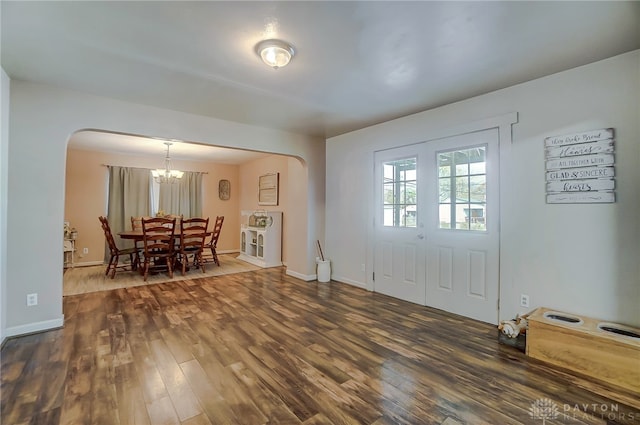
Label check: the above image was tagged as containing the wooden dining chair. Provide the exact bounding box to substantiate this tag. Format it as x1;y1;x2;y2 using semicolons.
130;216;151;253
204;216;224;266
130;216;151;231
99;216;140;279
141;217;176;281
176;217;209;275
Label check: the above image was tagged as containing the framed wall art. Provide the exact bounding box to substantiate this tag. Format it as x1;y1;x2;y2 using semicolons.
258;173;279;206
218;179;230;200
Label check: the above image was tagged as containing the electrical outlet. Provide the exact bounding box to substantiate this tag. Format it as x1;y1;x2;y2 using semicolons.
83;247;89;254
361;263;366;272
26;293;38;306
520;294;530;308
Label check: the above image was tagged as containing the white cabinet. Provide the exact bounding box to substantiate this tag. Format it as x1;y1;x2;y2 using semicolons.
238;211;282;268
63;239;75;268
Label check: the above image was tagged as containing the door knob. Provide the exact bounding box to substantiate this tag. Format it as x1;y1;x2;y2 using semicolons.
417;233;424;239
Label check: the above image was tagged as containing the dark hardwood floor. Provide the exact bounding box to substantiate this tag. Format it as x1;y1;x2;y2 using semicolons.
2;268;638;425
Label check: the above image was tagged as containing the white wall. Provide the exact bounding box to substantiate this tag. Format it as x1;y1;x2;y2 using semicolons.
0;67;9;344
327;50;640;327
4;81;324;336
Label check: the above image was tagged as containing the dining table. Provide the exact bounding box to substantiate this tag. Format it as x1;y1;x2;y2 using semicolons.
118;229;212;241
118;229;212;273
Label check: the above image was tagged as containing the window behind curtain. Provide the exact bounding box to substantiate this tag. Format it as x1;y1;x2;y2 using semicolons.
157;171;203;218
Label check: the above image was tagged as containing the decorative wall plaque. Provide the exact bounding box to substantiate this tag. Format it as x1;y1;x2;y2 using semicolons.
258;173;279;206
218;179;230;200
544;128;615;204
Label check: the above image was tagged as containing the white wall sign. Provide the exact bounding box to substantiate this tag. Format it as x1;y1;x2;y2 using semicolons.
546;179;615;193
544;128;614;147
547;192;615;204
546;153;614;170
545;139;614;159
544;128;615;204
546;166;615;181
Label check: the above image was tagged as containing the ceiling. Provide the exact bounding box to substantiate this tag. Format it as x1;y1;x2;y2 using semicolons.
68;131;270;165
2;1;639;161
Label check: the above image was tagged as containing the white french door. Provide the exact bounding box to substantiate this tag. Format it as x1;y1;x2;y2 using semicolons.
373;144;426;305
373;128;500;324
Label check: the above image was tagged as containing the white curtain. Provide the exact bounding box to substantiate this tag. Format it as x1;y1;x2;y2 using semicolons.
106;166;151;258
158;171;203;218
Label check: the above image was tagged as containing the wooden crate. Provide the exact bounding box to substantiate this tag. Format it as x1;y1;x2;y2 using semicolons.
527;307;640;393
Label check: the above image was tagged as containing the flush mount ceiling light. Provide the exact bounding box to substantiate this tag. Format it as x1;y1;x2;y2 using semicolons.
152;142;184;184
255;39;295;69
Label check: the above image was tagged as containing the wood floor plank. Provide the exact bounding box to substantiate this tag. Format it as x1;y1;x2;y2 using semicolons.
148;338;202;422
158;326;195;365
179;413;213;425
179;359;239;425
146;395;180;425
2;267;639;425
191;343;268;425
227;361;304;425
114;362;152;425
238;343;320;422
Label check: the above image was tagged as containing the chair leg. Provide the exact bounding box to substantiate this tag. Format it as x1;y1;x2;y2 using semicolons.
181;253;187;276
198;252;206;273
143;257;150;281
132;242;139;270
111;257;118;279
130;250;139;271
211;247;220;266
167;257;174;278
105;255;115;276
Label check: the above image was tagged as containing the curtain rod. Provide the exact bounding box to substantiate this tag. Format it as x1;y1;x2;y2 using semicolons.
100;164;208;174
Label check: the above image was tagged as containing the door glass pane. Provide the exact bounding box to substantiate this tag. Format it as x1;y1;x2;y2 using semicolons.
439;204;451;229
468;203;486;230
470;161;486;175
383;206;395;227
456;176;469;202
383;183;395;204
439;178;450;202
383;163;394;180
469;175;486;203
382;157;417;228
405;181;416;204
437;145;487;231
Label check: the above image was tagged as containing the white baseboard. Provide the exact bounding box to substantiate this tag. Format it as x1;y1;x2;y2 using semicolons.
331;275;367;289
4;316;65;339
67;260;103;268
286;269;317;282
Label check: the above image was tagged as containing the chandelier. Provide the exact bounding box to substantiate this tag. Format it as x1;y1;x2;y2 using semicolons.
152;142;184;184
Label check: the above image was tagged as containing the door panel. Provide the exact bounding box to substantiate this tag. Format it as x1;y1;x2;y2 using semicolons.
373;128;500;323
424;129;499;324
373;145;425;305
